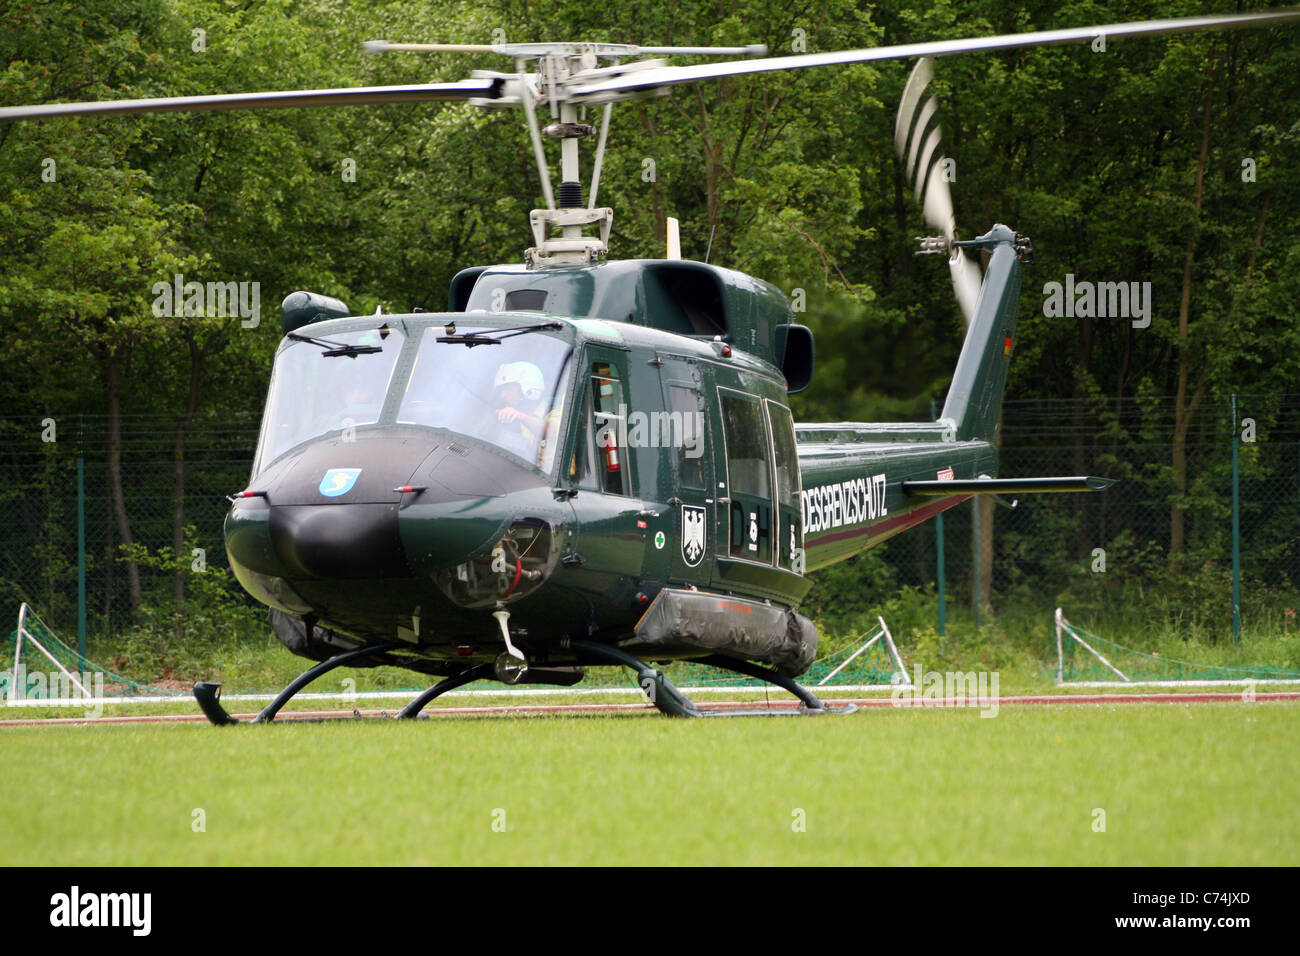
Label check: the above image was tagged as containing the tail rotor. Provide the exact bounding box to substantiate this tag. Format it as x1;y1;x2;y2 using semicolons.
894;57;983;325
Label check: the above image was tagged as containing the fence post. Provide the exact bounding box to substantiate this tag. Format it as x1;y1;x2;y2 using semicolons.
932;400;946;636
936;509;947;637
77;427;86;662
971;494;980;628
1231;393;1240;645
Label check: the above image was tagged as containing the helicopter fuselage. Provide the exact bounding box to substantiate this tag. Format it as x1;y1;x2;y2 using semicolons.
224;239;1020;675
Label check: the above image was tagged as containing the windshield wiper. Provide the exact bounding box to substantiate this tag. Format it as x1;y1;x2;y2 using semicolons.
436;320;563;347
289;324;392;358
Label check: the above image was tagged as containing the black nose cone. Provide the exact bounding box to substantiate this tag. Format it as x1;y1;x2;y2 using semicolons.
269;503;411;579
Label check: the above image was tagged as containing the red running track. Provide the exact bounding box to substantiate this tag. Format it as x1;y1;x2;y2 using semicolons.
1;691;1297;726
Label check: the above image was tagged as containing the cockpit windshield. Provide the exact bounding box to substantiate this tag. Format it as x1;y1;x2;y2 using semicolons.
397;326;573;472
255;326;404;472
253;321;574;476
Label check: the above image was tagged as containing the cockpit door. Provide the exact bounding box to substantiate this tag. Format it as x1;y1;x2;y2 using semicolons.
559;344;646;585
655;355;717;586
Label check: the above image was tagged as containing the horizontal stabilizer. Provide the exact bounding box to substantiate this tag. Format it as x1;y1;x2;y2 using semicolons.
902;476;1115;496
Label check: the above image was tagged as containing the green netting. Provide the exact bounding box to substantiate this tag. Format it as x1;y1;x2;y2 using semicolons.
1055;619;1300;684
1;606;905;701
1;611;185;700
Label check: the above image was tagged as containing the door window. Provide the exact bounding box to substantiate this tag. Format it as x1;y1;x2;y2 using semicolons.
719;389;773;561
668;384;707;490
576;361;631;496
768;400;803;571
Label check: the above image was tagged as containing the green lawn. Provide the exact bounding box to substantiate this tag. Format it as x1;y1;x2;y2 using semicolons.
2;701;1296;865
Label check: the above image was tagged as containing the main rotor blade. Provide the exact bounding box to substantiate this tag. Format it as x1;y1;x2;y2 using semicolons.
568;9;1300;99
365;40;769;58
0;79;502;121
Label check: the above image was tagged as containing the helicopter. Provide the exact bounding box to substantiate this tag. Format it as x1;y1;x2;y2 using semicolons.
3;8;1296;721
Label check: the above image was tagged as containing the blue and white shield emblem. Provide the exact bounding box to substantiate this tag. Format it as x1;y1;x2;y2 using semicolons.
319;468;362;498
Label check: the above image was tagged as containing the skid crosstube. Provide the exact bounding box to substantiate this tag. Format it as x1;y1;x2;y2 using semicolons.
193;642;399;725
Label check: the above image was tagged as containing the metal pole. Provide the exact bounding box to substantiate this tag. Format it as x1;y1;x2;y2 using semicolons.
1231;394;1241;644
932;399;946;637
77;451;86;662
937;510;947;636
971;493;980;628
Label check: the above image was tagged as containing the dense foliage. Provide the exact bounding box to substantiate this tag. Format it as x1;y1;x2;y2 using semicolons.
2;0;1297;661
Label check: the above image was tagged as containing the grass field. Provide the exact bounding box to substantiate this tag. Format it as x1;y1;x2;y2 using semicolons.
3;701;1297;866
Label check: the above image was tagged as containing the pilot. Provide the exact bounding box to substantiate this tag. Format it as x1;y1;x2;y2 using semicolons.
493;361;559;468
328;332;388;429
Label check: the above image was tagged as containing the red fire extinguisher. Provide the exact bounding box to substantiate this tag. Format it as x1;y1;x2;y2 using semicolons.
602;427;620;473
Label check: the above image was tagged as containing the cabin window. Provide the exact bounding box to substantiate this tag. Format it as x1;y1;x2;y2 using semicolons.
504;289;548;312
719;389;773;560
767;401;800;510
767;400;802;568
668;385;706;490
255;327;405;474
396;325;572;473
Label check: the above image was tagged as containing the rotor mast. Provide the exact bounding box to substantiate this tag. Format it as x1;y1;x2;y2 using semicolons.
367;41;768;266
521;49;616;267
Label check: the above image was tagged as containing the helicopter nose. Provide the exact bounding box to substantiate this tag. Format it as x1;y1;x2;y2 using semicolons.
230;432;550;584
268;502;410;579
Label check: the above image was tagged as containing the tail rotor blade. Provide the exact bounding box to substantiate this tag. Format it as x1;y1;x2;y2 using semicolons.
894;58;936;197
895;56;980;325
949;248;983;326
915;123;955;241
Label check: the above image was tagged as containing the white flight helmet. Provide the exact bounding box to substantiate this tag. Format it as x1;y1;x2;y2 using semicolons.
494;361;544;401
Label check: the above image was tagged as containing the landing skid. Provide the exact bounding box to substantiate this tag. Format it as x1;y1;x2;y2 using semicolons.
568;638;701;717
690;655;858;715
194;642;399;724
193;651;515;725
568;639;858;718
192;640;857;724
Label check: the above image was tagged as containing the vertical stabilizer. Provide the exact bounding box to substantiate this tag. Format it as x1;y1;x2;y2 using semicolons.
938;225;1028;442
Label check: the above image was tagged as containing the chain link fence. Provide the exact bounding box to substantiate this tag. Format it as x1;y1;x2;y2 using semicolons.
0;413;259;641
878;394;1300;635
2;396;1296;647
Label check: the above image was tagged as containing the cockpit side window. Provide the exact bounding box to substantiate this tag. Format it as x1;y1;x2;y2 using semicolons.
577;361;631;496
